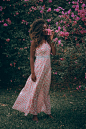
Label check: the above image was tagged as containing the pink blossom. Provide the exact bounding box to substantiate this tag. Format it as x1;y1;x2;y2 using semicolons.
80;30;84;34
6;38;10;42
39;0;43;2
64;21;66;24
45;29;53;35
62;11;64;14
58;7;64;10
72;21;77;26
68;9;71;15
64;32;69;37
2;20;4;22
10;80;12;82
40;10;43;13
72;5;76;8
24;47;27;49
24;0;29;1
63;26;66;31
74;77;76;79
22;20;26;22
55;30;58;33
81;4;85;9
10;63;12;66
79;85;81;88
71;12;75;17
54;72;57;74
76;43;80;47
60;58;64;61
3;23;8;26
75;16;80;21
75;37;77;41
0;6;3;11
16;12;19;15
56;22;58;26
53;38;58;42
20;48;23;50
58;40;61;45
59;31;64;37
13;62;16;67
56;8;60;12
75;5;79;11
60;20;63;23
47;8;51;12
49;0;52;3
26;22;28;25
76;87;79;90
72;1;77;4
58;26;61;31
6;18;11;25
47;19;51;22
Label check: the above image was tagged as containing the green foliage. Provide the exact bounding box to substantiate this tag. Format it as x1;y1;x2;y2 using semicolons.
0;0;86;88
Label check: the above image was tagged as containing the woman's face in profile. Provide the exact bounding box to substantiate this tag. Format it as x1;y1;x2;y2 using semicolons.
43;24;48;35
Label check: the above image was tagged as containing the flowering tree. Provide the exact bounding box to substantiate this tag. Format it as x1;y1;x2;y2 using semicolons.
0;0;86;89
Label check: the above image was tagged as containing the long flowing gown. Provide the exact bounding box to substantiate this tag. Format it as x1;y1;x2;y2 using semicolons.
12;41;51;116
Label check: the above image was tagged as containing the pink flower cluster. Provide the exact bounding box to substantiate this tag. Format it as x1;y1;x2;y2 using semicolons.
39;0;43;2
40;10;43;13
6;38;10;42
0;6;3;11
48;0;52;3
22;20;28;25
55;26;61;33
76;85;81;90
47;19;51;22
3;23;8;26
31;6;37;10
53;38;58;42
47;8;51;12
6;18;11;25
54;8;60;12
58;31;69;37
60;58;64;61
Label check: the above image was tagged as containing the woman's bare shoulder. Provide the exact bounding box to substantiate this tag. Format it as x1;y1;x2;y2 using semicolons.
31;40;36;47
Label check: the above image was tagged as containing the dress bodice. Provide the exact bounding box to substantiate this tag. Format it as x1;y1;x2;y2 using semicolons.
35;41;51;57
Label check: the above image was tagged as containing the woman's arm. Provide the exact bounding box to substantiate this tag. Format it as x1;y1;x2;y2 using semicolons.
30;40;36;82
51;42;56;55
50;32;56;55
30;40;35;74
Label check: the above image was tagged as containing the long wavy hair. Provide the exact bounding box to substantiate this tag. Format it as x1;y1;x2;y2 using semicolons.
29;18;51;49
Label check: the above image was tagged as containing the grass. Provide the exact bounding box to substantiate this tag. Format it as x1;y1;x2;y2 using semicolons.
0;85;86;129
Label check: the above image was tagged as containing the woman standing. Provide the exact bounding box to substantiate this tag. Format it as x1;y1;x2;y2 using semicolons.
12;18;56;121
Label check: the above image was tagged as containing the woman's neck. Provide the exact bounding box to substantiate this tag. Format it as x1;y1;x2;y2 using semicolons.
42;37;47;43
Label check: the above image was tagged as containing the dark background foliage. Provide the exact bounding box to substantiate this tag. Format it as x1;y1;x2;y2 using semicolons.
0;0;86;89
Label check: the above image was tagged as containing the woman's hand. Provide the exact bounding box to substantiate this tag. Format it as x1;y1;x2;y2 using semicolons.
31;73;36;82
50;31;55;40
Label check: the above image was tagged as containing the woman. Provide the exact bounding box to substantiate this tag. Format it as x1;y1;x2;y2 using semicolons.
12;18;56;121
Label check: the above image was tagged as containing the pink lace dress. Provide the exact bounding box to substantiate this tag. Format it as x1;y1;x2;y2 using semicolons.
12;41;51;116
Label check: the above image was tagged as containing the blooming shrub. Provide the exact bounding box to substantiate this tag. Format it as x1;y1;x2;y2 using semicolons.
0;0;85;88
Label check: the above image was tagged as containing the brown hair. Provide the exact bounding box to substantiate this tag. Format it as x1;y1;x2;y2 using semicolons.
29;18;51;48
